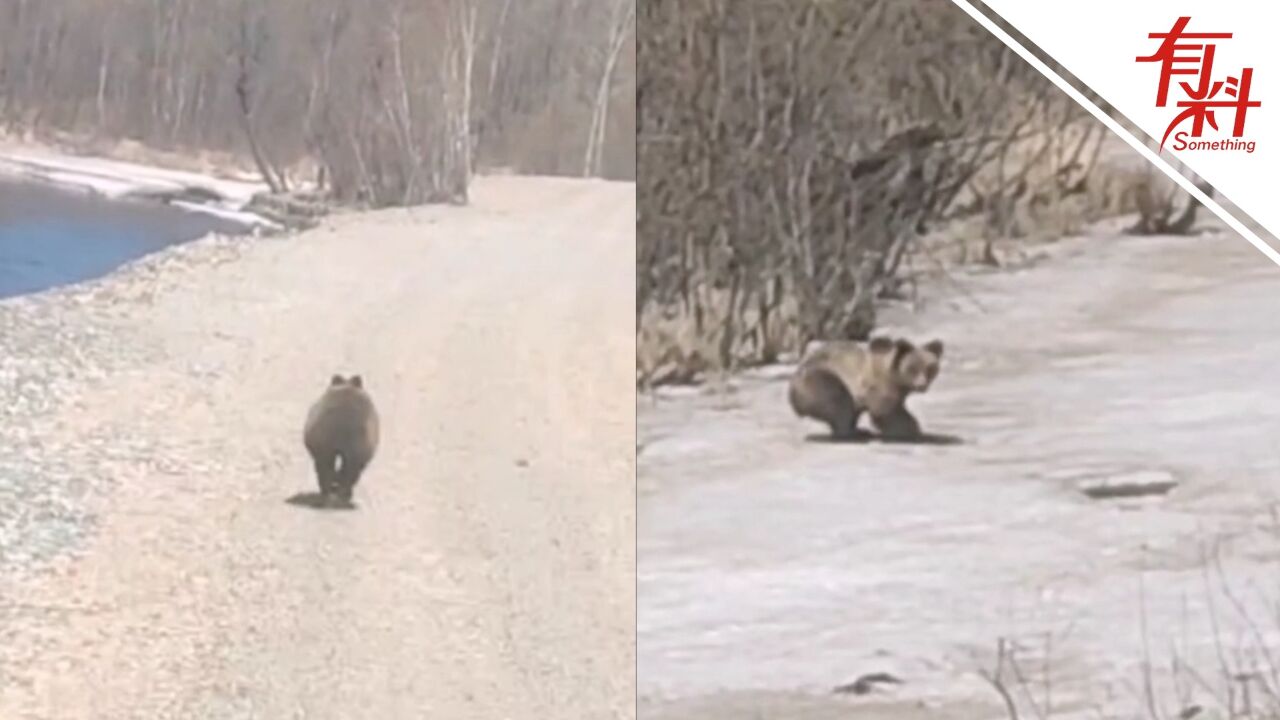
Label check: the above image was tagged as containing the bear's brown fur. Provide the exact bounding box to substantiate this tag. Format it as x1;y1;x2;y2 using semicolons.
304;374;380;504
788;336;943;441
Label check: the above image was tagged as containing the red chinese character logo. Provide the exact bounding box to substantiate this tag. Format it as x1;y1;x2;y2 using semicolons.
1137;16;1260;151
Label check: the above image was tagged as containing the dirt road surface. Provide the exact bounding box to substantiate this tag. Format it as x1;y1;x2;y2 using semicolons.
0;176;635;719
640;220;1280;719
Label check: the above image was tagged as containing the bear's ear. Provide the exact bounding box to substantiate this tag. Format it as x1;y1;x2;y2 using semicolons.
890;338;916;367
350;375;364;389
922;339;943;358
868;336;897;355
330;374;345;386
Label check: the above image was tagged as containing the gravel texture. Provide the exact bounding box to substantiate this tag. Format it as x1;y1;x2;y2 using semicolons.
0;176;635;720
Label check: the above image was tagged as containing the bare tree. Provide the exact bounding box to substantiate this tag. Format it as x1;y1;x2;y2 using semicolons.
0;0;637;207
638;0;1100;383
233;1;288;194
583;0;635;177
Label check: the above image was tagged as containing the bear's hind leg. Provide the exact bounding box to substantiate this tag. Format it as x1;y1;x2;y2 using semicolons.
335;453;369;504
791;366;862;440
313;454;339;498
829;406;863;440
871;406;922;442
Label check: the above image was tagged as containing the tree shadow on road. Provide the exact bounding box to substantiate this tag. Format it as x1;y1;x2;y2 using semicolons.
284;491;358;511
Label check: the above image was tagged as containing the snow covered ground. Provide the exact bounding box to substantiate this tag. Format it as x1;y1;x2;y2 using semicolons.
640;218;1280;719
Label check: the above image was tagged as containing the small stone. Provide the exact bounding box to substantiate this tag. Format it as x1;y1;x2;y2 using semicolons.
1079;469;1178;500
833;672;904;695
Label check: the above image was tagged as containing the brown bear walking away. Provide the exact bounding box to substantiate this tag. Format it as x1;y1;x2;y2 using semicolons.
303;374;380;506
789;336;943;441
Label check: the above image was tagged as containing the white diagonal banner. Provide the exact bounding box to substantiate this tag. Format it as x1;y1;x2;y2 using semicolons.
954;1;1280;264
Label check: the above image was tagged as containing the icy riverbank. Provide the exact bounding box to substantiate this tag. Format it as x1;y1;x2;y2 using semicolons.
0;142;274;229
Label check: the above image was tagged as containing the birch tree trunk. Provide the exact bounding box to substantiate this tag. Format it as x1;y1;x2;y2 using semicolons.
583;0;634;177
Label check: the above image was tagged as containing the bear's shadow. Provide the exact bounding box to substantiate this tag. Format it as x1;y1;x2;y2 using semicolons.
285;491;358;511
804;429;964;446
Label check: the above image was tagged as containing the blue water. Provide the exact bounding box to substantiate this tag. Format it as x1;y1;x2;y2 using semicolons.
0;179;249;299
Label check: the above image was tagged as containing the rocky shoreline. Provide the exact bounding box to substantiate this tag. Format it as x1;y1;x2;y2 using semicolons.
0;143;304;581
0;219;259;583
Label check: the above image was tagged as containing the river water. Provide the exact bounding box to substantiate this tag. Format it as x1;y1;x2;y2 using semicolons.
0;179;248;299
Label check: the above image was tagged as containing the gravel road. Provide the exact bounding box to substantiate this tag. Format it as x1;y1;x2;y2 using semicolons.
0;175;636;720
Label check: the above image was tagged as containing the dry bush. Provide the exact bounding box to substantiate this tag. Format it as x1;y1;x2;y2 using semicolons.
928;147;1160;268
1123;175;1213;236
979;537;1280;720
969;2;1213;241
638;290;801;387
638;0;1104;386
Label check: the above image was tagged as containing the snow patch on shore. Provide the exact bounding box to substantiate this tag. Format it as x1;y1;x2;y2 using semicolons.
0;147;274;229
